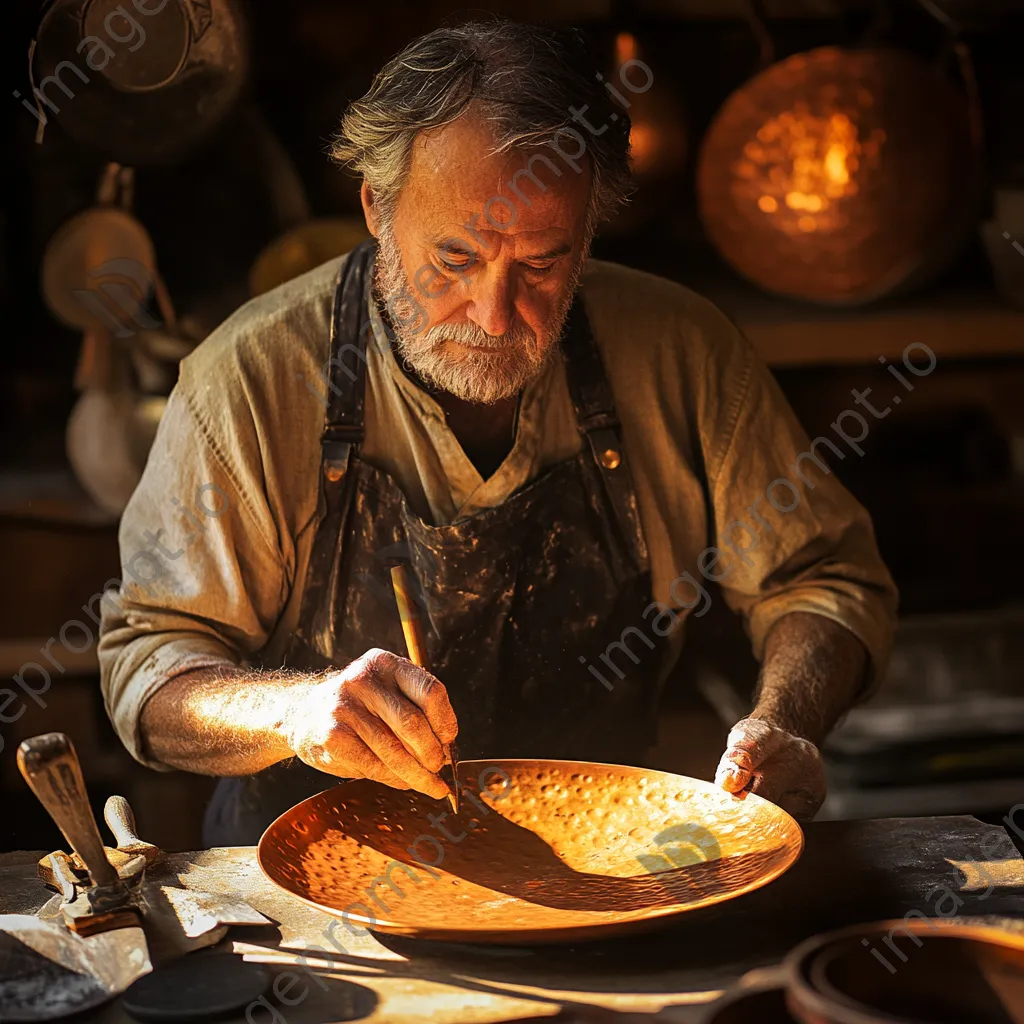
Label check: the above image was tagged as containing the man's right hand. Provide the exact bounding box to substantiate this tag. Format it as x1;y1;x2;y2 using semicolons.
281;648;458;800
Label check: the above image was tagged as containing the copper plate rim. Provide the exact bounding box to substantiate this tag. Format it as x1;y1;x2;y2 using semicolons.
257;759;805;944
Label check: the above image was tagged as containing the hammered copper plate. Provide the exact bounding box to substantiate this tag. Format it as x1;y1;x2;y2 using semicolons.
258;760;803;943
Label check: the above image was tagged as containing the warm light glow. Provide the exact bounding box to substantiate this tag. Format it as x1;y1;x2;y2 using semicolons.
629;122;659;175
824;142;850;185
740;102;885;235
784;192;824;211
698;45;972;304
615;32;638;65
610;34;688;190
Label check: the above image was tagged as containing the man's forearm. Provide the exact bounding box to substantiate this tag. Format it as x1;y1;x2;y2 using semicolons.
140;651;457;798
140;666;311;776
750;611;868;746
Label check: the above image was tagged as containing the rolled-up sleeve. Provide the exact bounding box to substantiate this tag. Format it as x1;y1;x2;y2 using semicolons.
98;361;289;769
706;337;898;696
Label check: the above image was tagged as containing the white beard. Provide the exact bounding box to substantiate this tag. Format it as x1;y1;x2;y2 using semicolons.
374;222;582;405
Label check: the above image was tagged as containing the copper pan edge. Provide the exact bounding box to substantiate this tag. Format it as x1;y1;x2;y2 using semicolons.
257;759;804;945
782;916;1024;1023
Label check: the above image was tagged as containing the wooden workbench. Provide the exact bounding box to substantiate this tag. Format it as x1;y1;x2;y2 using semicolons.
3;815;1024;1023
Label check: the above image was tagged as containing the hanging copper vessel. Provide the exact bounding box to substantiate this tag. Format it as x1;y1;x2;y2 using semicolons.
30;0;249;166
697;47;978;305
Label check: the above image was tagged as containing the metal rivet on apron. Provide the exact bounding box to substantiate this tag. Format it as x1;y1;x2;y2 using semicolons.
600;448;622;470
325;463;345;483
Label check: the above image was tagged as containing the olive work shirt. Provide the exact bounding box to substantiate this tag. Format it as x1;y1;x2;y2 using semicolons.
98;254;898;770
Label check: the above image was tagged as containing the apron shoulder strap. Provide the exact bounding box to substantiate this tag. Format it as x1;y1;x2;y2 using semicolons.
291;241;377;663
320;239;377;479
561;296;650;567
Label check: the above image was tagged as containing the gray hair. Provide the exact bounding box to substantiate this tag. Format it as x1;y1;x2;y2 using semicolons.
329;20;634;230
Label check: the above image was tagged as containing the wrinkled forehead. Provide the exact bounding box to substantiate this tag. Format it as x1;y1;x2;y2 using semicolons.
395;113;593;247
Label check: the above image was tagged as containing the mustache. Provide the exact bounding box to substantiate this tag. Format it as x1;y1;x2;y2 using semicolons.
422;321;537;350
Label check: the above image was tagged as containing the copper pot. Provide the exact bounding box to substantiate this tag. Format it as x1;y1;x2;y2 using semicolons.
785;918;1024;1023
31;0;249;166
702;919;1024;1023
697;47;979;306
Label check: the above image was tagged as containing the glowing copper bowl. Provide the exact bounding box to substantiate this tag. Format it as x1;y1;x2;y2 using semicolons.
697;47;977;305
258;759;803;944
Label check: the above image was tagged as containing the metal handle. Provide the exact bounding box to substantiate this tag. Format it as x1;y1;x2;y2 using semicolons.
104;794;140;847
17;733;119;889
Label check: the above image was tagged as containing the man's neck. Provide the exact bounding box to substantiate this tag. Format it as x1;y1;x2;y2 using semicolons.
376;297;520;478
398;355;520;479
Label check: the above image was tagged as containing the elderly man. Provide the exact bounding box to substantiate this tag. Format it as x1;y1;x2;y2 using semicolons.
99;20;896;846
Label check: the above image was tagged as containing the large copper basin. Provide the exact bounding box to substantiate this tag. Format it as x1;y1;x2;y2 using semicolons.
258;759;803;943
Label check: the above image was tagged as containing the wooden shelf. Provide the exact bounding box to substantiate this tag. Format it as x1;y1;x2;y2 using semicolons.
707;284;1024;367
0;639;98;678
0;469;114;526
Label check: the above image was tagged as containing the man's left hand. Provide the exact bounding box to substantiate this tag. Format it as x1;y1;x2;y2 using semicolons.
714;716;826;821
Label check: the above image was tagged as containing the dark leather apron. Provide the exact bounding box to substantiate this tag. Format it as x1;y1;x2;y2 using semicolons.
203;241;667;846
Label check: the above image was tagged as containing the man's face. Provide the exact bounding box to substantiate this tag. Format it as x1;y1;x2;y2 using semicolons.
368;113;593;404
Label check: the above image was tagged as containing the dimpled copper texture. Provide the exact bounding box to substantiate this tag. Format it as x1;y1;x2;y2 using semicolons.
257;760;803;943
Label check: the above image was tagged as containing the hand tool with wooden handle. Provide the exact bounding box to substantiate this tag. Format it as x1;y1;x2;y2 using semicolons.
103;794;162;865
19;733;121;890
38;793;161;893
17;733;144;935
5;733;152;1022
390;563;460;813
103;794;271;951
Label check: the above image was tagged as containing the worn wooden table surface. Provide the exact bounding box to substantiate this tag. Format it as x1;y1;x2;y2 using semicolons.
3;815;1024;1023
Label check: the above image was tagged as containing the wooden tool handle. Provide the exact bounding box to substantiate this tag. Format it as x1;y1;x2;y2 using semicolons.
104;795;140;847
390;563;427;667
17;733;119;889
105;795;162;865
47;850;80;903
391;564;459;813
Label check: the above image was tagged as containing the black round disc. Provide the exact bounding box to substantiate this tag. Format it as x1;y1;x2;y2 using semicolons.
122;954;272;1022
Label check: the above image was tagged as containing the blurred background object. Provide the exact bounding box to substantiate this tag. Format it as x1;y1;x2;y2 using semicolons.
249;217;370;297
696;45;978;304
40;162;190;515
3;0;1024;853
982;188;1024;309
30;0;250;166
597;29;689;234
